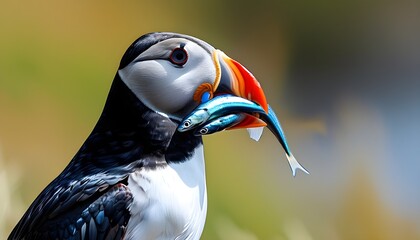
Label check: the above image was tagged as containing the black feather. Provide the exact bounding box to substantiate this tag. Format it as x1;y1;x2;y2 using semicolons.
9;32;202;239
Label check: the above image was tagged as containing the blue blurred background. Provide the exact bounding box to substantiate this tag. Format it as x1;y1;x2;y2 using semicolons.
1;1;420;239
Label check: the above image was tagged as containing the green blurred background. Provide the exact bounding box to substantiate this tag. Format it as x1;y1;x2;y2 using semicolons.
1;1;420;239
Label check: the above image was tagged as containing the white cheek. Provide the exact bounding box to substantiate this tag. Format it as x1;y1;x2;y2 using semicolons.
119;61;194;114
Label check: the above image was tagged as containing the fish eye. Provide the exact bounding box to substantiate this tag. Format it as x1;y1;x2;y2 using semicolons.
169;48;188;66
199;128;208;134
183;120;191;128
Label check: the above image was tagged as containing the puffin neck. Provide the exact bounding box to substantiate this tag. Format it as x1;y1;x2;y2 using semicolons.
74;74;202;170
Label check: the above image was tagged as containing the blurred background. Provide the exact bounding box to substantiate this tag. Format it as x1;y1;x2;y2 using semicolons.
1;0;419;239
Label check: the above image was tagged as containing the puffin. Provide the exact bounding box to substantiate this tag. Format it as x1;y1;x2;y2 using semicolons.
9;32;276;240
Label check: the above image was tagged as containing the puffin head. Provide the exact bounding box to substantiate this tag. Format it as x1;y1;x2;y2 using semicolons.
118;32;268;128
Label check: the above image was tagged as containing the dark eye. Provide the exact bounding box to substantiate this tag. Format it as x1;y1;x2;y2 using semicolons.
169;48;188;66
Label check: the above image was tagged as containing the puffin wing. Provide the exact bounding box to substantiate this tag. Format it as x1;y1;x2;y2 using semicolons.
9;173;133;240
46;183;133;240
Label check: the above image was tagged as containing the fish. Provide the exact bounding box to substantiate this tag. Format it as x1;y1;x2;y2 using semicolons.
179;94;309;176
193;113;247;135
191;110;263;141
177;95;266;132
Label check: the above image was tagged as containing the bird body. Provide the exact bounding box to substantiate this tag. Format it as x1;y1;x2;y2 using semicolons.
9;32;305;240
9;60;206;239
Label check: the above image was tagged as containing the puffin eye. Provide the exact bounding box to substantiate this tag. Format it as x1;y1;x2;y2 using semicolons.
169;48;188;66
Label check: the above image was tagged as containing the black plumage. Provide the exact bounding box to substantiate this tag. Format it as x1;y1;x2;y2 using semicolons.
9;33;202;240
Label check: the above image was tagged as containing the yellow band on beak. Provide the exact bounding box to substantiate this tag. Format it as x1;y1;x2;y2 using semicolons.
212;50;222;91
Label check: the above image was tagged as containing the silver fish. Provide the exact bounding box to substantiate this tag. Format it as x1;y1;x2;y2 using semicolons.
194;113;246;135
177;95;265;132
180;95;309;176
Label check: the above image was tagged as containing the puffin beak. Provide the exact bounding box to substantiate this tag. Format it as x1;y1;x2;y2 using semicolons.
213;50;268;129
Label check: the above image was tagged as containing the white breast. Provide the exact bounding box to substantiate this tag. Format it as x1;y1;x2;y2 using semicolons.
125;145;207;240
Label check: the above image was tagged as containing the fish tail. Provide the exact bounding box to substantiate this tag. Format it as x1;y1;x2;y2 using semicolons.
286;153;309;176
